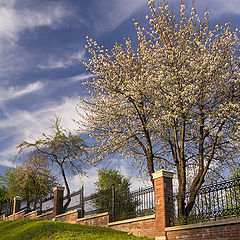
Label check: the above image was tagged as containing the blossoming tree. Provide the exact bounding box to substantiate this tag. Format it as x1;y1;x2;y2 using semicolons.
79;0;240;220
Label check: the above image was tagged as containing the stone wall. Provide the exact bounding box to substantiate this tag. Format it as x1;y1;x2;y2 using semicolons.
77;212;110;227
166;218;240;240
55;210;81;224
24;210;40;219
37;211;53;220
109;215;156;238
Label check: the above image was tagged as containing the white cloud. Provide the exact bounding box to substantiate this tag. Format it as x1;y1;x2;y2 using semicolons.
67;73;93;83
0;81;44;104
0;0;73;82
194;0;240;16
0;96;85;167
95;0;145;33
164;0;240;18
0;1;71;45
38;49;86;69
68;158;152;195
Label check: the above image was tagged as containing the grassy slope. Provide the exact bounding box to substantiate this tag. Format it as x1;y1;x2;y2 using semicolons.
0;219;154;240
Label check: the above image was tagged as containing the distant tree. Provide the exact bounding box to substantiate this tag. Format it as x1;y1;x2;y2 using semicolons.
18;116;88;212
0;185;7;214
0;158;57;212
93;168;139;219
79;0;240;221
0;168;16;201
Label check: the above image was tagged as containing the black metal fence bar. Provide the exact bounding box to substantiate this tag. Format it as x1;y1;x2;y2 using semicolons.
63;188;83;213
0;184;155;222
0;200;13;217
114;186;155;221
41;195;54;214
173;176;240;225
83;188;112;217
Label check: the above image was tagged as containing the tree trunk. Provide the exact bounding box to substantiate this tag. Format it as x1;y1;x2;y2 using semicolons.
147;153;155;186
60;164;71;212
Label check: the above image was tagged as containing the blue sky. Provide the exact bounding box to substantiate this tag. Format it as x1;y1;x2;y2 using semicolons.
0;0;239;192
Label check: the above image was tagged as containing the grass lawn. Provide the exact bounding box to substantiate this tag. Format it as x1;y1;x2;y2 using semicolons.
0;219;154;240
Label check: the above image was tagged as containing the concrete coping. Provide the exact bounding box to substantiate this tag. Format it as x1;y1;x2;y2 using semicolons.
152;169;175;179
165;218;240;232
14;210;26;215
77;212;109;222
24;210;39;217
54;186;65;191
55;209;80;218
36;211;53;218
14;196;22;201
108;214;155;226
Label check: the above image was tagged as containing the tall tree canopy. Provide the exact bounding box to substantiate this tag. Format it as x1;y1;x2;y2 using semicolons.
79;0;240;219
18;116;87;212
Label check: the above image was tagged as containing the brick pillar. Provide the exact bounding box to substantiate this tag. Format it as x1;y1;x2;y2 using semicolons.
152;169;174;240
13;196;22;217
53;186;64;218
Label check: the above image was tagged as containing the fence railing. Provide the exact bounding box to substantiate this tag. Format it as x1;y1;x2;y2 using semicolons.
63;187;84;214
172;176;240;225
115;186;155;221
0;200;13;217
0;185;155;222
62;185;155;221
18;194;54;215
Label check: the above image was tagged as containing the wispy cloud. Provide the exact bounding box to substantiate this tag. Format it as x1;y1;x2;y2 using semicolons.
0;0;71;45
67;73;93;83
38;49;86;69
194;0;240;16
0;81;44;104
95;0;145;33
0;97;84;167
0;0;74;83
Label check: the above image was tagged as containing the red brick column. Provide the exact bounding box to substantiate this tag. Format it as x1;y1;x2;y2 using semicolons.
152;169;174;240
13;196;22;218
53;186;64;218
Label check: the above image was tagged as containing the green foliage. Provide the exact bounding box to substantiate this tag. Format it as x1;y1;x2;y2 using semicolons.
0;168;15;200
0;219;153;240
93;168;139;220
0;159;57;212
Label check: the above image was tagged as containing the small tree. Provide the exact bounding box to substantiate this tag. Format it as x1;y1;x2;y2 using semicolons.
18;116;87;212
0;159;57;212
93;168;139;220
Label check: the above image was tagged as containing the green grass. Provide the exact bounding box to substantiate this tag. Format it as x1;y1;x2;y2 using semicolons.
0;219;154;240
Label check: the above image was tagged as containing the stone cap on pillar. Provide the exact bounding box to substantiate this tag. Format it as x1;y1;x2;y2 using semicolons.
152;169;175;179
54;186;65;191
14;196;22;201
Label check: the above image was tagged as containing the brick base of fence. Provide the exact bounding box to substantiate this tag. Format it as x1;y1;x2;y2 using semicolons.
1;169;240;240
166;218;240;240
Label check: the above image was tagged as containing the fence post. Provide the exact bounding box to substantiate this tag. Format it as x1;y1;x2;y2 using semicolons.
80;186;84;218
111;185;115;221
152;169;174;240
13;196;22;219
53;186;64;218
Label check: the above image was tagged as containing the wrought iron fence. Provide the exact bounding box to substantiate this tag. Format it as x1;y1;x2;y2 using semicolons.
0;184;155;222
83;188;112;217
0;200;13;217
115;186;155;221
41;194;54;214
18;194;54;215
63;187;83;214
172;176;240;225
